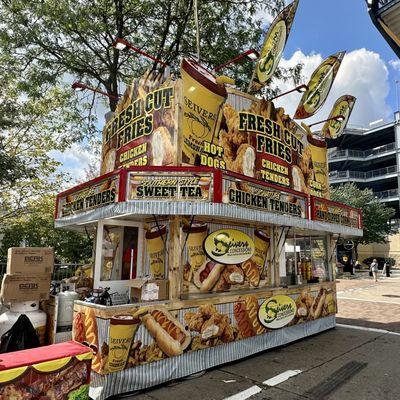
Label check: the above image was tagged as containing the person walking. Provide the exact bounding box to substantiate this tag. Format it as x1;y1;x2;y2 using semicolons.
370;259;379;282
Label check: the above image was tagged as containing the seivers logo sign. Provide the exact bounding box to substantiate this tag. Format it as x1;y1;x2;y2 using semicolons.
258;295;297;329
204;229;255;264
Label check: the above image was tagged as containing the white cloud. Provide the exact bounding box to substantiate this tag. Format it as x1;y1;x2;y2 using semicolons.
271;49;392;128
389;59;400;71
50;143;100;183
253;7;274;26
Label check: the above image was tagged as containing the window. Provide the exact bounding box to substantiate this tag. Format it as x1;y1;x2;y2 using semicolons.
101;225;139;281
282;234;330;285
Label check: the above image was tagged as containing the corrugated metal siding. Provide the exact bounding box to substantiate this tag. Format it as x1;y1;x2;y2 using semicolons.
90;315;335;400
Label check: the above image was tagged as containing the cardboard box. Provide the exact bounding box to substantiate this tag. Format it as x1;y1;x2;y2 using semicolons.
128;279;169;302
1;274;52;303
7;247;54;275
0;341;92;398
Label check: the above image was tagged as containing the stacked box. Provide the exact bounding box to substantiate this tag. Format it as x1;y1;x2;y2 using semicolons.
1;247;54;303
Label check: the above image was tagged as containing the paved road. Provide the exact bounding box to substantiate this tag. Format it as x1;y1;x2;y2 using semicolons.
115;275;400;400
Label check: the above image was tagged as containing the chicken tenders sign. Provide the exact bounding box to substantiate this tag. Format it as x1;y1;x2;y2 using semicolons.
212;94;328;199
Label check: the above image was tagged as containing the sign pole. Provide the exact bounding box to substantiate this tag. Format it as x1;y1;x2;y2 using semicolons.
194;0;200;61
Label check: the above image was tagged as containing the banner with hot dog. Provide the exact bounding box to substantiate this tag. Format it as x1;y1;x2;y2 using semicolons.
322;95;356;139
294;51;346;120
182;225;271;295
73;285;336;374
248;0;299;92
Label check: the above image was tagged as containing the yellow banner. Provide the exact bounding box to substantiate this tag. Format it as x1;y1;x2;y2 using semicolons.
181;58;228;165
294;51;345;119
249;0;299;92
100;70;177;174
322;95;356;138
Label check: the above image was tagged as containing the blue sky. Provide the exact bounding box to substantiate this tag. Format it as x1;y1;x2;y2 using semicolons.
276;0;399;122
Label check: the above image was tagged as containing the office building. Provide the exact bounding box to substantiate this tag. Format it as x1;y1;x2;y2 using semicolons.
328;112;400;263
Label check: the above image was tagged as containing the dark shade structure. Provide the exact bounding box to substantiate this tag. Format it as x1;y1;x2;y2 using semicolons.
367;0;400;58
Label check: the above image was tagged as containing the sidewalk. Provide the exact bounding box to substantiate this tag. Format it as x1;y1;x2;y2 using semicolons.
336;275;400;332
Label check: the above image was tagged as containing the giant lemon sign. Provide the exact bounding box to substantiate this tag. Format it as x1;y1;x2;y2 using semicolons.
204;229;255;264
258;295;297;329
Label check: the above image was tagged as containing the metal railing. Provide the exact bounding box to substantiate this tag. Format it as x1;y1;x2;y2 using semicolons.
0;263;82;288
329;142;396;160
330;165;398;180
366;165;397;178
374;189;400;199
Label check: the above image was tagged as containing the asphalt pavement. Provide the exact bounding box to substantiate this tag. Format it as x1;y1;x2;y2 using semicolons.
115;273;400;400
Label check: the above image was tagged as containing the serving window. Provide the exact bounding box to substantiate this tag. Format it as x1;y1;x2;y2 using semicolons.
101;225;139;281
281;234;331;286
94;220;144;292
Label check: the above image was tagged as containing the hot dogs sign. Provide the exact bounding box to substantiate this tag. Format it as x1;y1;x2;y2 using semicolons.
73;286;335;374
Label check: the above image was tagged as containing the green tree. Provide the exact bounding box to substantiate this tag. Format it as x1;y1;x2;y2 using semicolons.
0;195;93;264
330;183;396;256
0;65;97;223
0;0;300;112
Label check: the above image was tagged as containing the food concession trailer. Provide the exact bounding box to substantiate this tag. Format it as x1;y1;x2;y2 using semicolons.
55;60;362;399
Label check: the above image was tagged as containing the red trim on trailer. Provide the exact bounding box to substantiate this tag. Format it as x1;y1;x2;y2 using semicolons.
118;168;128;202
310;196;362;229
310;195;361;214
54;166;361;230
56;170;121;198
213;169;223;203
125;166;215;173
55;169;121;219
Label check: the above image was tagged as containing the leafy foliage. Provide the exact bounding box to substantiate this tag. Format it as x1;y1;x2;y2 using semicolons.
0;70;97;223
0;0;300;111
0;195;93;263
0;0;300;256
330;183;396;245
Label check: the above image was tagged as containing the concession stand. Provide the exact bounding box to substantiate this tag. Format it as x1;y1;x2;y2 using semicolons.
54;57;362;399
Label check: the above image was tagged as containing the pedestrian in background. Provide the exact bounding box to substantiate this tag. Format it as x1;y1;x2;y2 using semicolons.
382;261;387;277
370;259;379;282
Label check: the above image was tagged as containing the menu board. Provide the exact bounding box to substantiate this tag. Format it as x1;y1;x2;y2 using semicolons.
181;80;330;199
222;176;307;219
128;172;212;202
56;175;119;218
311;197;361;228
100;70;177;174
